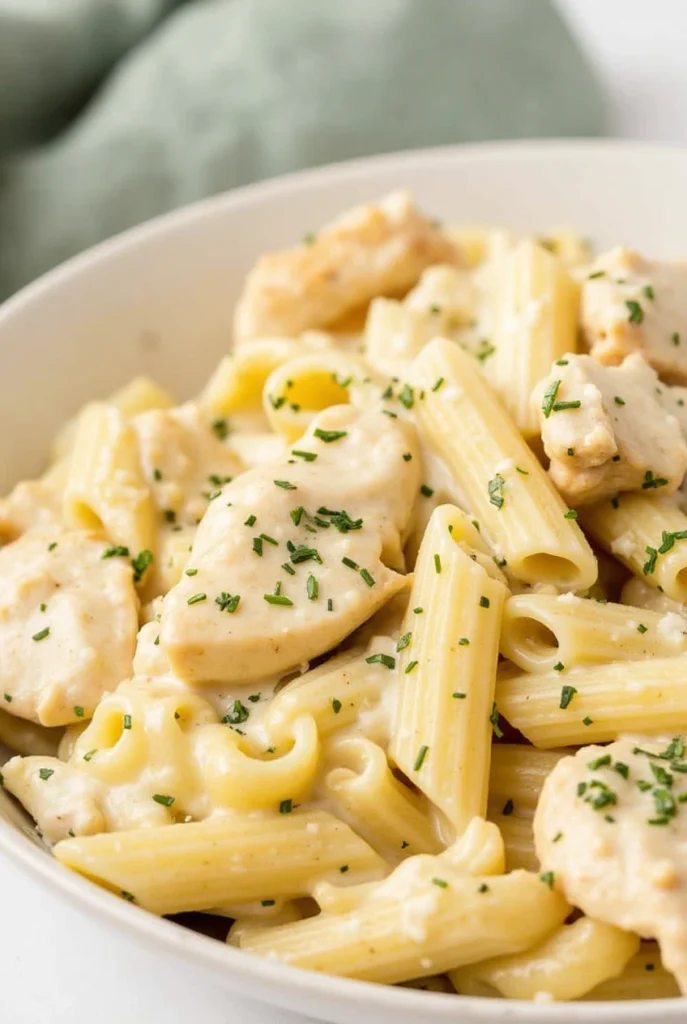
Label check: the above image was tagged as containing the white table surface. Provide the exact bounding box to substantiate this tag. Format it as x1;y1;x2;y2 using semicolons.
3;1;687;1020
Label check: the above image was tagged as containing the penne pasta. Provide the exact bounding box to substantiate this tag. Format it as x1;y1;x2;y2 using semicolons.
499;592;687;673
488;744;568;819
580;494;687;604
582;944;680;1001
55;810;387;915
489;239;579;437
411;339;597;590
495;655;687;748
450;917;639;1001
390;505;507;832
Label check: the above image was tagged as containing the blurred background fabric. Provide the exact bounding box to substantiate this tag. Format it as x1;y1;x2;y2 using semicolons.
0;0;605;300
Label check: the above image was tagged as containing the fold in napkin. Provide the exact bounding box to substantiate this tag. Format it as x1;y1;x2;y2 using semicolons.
0;0;604;298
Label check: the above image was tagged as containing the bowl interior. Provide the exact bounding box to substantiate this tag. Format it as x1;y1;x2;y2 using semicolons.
1;140;686;1023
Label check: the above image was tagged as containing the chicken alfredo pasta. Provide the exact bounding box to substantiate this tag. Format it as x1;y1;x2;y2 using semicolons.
3;190;687;1003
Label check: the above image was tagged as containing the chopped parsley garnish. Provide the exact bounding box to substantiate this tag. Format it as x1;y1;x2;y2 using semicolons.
478;883;490;893
553;661;565;673
152;794;175;807
123;714;132;730
38;768;54;781
490;702;503;739
567;448;575;456
342;556;359;570
3;694;11;703
215;592;240;613
244;514;257;527
413;745;429;771
476;340;496;363
290;507;304;526
121;891;136;902
420;484;434;498
274;479;297;490
279;799;292;814
479;596;490;608
359;568;375;587
582;716;593;727
614;396;626;406
539;871;554;889
252;537;264;556
488;473;505;510
264;593;293;607
398;384;414;409
453;691;466;699
642;470;669;490
290;544;321;564
102;545;129;559
187;593;207;605
431;878;448;888
503;799;514;816
563;509;578;520
559;685;577;709
327;598;333;612
637;623;648;634
458;637;470;646
223;700;249;725
432;377;445;392
306;574;318;600
331;698;342;715
292;449;317;462
317;507;363;533
365;653;395;670
405;660;418;674
643;546;658;575
314;428;348;443
402;452;413;461
433;553;442;574
32;627;50;642
643;284;655;300
542;379;560;418
552;400;582;412
587;270;605;279
163;509;176;523
211;418;229;440
588;754;612;770
131;549;154;582
74;706;85;718
185;568;198;576
658;529;687;553
625;300;644;325
673;332;681;347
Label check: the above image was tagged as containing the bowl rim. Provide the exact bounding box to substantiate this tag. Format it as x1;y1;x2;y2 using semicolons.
1;137;686;1018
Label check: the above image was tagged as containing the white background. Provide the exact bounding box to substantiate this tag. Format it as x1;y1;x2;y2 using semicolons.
3;1;687;1021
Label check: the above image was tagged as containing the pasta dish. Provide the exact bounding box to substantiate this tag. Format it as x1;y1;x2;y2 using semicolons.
1;190;686;1003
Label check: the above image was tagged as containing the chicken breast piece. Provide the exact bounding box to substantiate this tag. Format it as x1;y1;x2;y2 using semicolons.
534;736;687;992
132;402;243;595
0;480;62;544
0;529;138;726
582;247;687;383
160;406;421;684
234;191;460;343
533;353;687;505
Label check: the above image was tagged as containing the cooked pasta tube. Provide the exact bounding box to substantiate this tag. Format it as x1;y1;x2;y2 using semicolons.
450;918;639;1002
488;813;538;872
363;298;444;376
390;505;508;831
54;810;387;915
499;593;687;673
582;944;680;1001
411;339;597;590
0;708;62;757
198;334;333;416
236;864;569;984
580;494;687;603
226;901;306;943
193;715;320;813
310;816;504;915
63;403;156;557
489;239;579;437
265;648;389;742
319;735;442;864
488;744;568;819
51;376;175;463
495;655;687;748
262;351;379;442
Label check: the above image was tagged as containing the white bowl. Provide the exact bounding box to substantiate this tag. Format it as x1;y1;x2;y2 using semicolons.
1;140;685;1022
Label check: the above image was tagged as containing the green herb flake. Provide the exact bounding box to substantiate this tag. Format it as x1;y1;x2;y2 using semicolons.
405;660;418;674
626;299;644;325
102;545;130;559
73;706;85;718
413;745;429;771
396;632;412;652
152;794;175;807
479;596;490;608
420;483;434;498
38;768;54;781
643;546;658;575
187;593;207;606
365;653;395;670
503;798;514;816
32;627;50;642
331;698;342;715
314;428;348;443
542;379;561;418
131;549;154;583
563;509;578;520
211;418;229;441
215;592;241;614
490;702;503;739
264;593;294;607
539;871;555;889
279;799;293;814
488;473;505;510
292;449;317;462
431;877;448;889
559;685;577;709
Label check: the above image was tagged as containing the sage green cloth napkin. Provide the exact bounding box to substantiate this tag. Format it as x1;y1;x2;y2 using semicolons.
0;0;604;299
